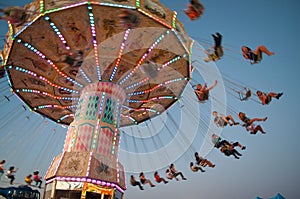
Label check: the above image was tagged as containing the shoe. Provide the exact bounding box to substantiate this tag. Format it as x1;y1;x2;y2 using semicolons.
140;187;144;190
276;93;283;99
182;177;187;180
263;117;268;121
234;122;240;125
241;146;246;150
165;181;169;184
151;185;155;187
211;164;216;168
38;186;41;189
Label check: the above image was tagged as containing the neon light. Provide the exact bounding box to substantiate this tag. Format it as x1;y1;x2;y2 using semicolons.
110;29;131;82
79;68;92;83
138;8;172;29
172;11;177;28
189;40;194;73
128;77;186;96
87;4;101;81
119;31;170;85
14;66;79;94
86;152;93;176
98;93;106;115
39;0;44;13
17;89;79;101
16;39;83;88
44;2;87;14
125;77;149;90
127;95;176;103
44;16;70;50
57;114;74;123
13;22;33;39
98;2;136;9
122;114;137;124
172;29;190;54
136;0;140;8
34;104;74;110
157;55;184;71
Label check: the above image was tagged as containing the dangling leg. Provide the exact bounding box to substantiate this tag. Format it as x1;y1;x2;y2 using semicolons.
255;45;274;56
254;125;266;134
268;92;283;100
226;115;239;125
249;117;267;124
233;149;242;156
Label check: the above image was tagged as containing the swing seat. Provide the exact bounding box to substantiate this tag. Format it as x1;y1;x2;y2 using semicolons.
245;89;251;98
239;88;251;101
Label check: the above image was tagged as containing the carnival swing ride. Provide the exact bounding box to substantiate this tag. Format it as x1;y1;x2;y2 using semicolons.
0;0;283;198
0;0;196;198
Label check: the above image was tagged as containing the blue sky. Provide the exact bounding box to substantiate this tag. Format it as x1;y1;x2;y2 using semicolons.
1;1;300;199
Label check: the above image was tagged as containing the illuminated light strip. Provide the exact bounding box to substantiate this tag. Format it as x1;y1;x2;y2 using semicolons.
79;68;92;83
109;29;131;82
131;107;160;114
44;2;87;14
128;77;186;96
116;100;122;128
119;31;170;85
94;118;100;150
13;11;43;38
16;39;83;88
8;21;13;38
189;40;194;73
34;104;73;110
44;16;70;50
87;4;101;81
46;177;125;193
125;77;149;90
136;0;140;7
86;152;93;176
58;114;74;123
137;8;172;29
111;128;118;155
172;29;190;54
157;55;184;71
172;11;177;28
17;88;79;101
122;114;138;124
116;157;120;183
14;66;79;94
39;0;44;13
98;93;106;115
127;95;176;103
95;2;136;9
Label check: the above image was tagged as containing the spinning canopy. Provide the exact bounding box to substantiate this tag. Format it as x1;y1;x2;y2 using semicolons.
1;0;192;127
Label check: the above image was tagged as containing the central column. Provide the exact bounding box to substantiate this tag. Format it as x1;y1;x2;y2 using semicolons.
44;82;127;199
65;82;126;156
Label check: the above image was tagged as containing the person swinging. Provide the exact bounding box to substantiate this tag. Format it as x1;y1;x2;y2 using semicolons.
238;88;252;101
184;0;204;21
241;45;274;64
194;80;217;102
204;32;224;62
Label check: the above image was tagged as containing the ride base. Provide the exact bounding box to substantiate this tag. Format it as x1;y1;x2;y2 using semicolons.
44;82;126;199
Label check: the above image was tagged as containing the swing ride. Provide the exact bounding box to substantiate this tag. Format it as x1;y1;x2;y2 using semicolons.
0;0;285;198
1;0;192;198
